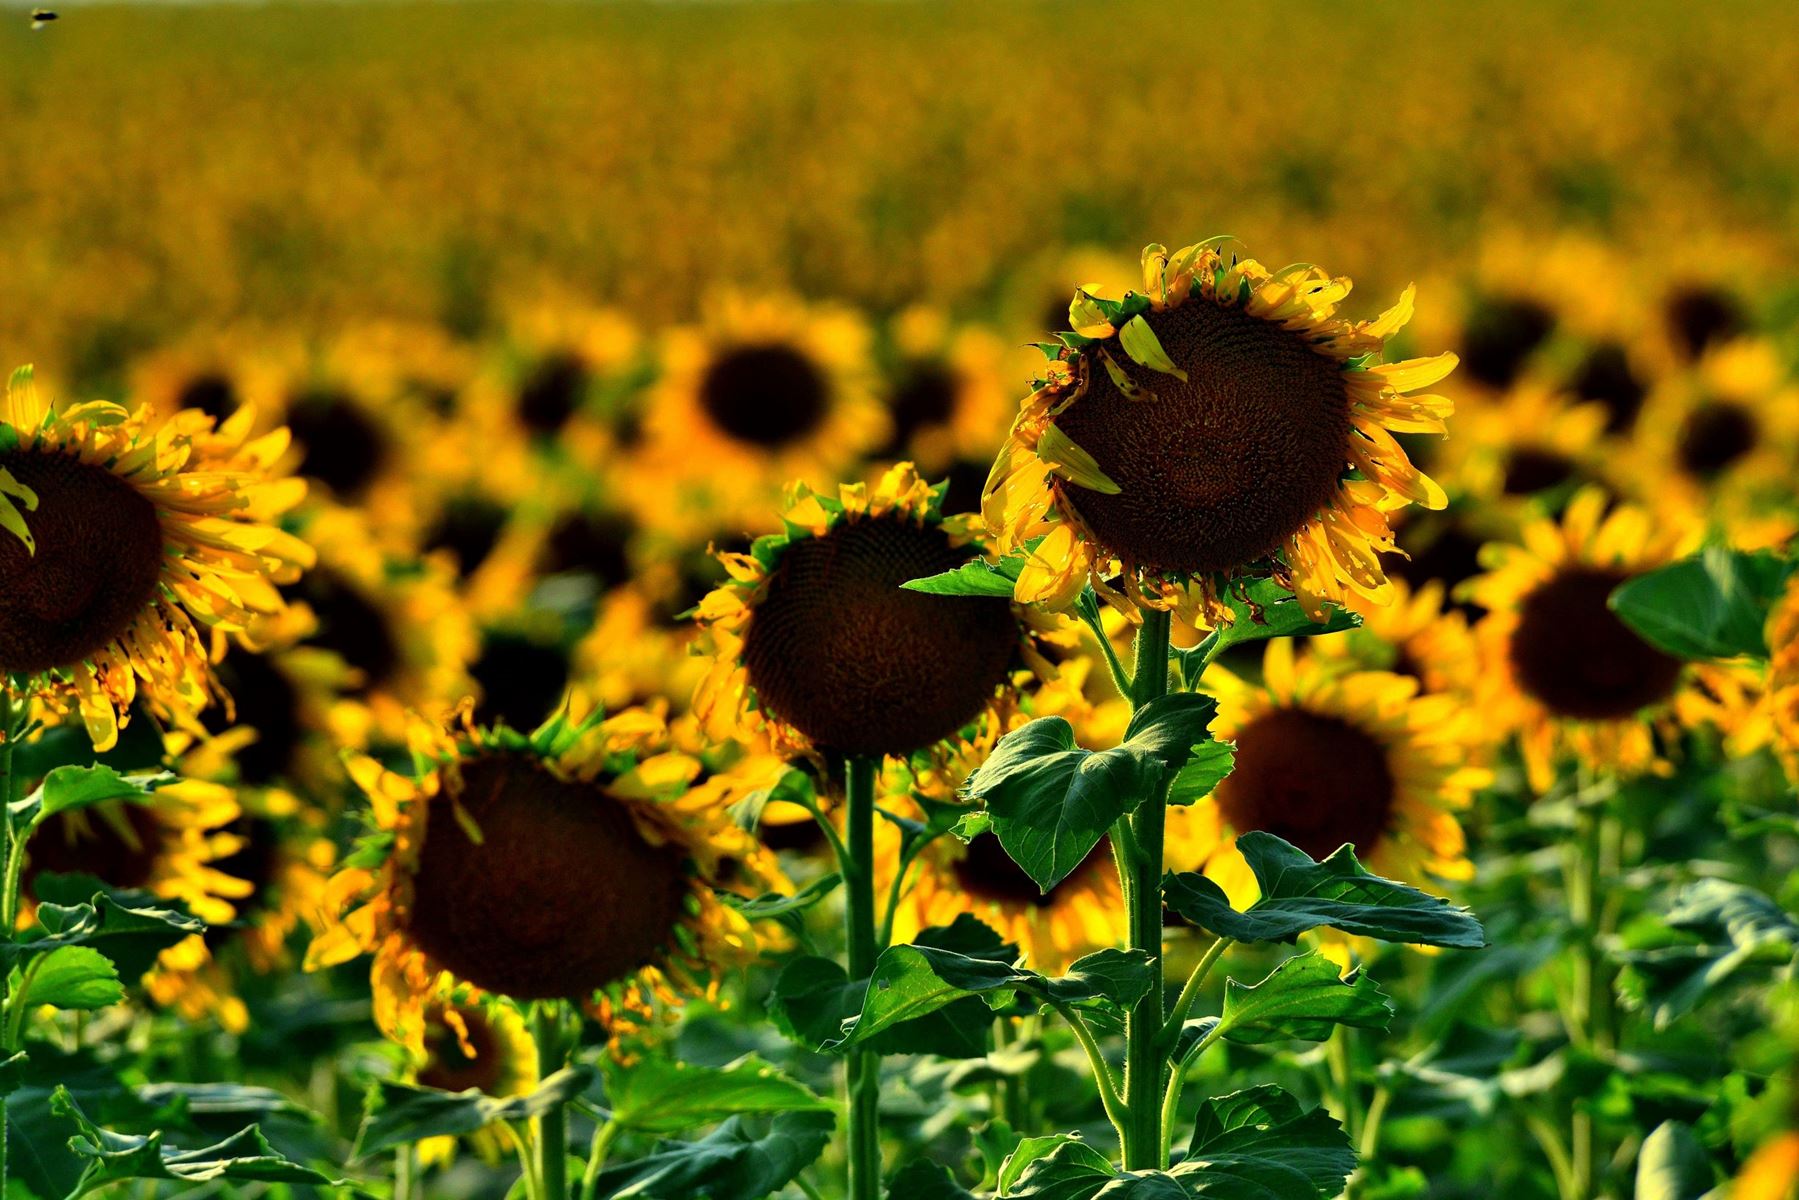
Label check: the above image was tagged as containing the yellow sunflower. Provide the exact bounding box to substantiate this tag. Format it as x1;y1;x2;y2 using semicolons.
304;702;778;1056
1464;488;1700;791
637;291;884;535
873;307;1012;476
20;775;254;1021
1429;384;1615;518
1312;579;1485;709
983;239;1454;625
411;1000;540;1164
126;327;299;430
0;366;313;749
1186;639;1487;911
693;462;1048;762
1769;573;1799;789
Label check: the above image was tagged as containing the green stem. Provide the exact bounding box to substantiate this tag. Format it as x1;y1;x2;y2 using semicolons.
1053;1001;1128;1147
578;1120;619;1200
1;682;16;1200
1524;1110;1580;1200
1327;1026;1363;1147
1162;936;1231;1045
1078;601;1133;699
532;1003;570;1200
393;1145;418;1200
1121;609;1172;1171
843;756;882;1200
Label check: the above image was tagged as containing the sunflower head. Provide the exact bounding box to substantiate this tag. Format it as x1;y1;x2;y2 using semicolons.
305;700;778;1056
983;241;1453;624
693;463;1036;761
0;366;313;750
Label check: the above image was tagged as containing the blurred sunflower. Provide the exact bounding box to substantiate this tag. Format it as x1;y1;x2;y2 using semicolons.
694;463;1046;761
304;703;777;1055
127;328;298;428
639;292;884;533
1430;384;1614;517
873;307;1011;476
411;1000;539;1163
1188;640;1487;909
573;586;706;717
1465;489;1699;790
0;366;313;749
1769;573;1799;788
984;240;1454;623
1312;579;1484;706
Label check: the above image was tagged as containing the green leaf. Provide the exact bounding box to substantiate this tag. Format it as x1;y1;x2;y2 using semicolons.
903;552;1027;597
1161;833;1485;949
1635;1120;1714;1200
352;1065;595;1158
719;874;841;922
1215;952;1392;1044
606;1056;829;1135
590;1110;834;1200
18;947;123;1012
9;766;174;831
1118;314;1189;380
1166;741;1237;807
1174;579;1361;687
1118;694;1220;776
1610;546;1794;661
52;1086;344;1197
11;879;204;979
888;1160;979;1200
1176;1085;1356;1197
1618;878;1799;1027
1000;1137;1190;1199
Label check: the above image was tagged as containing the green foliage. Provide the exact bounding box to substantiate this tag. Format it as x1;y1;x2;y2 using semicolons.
1215;953;1393;1045
1635;1120;1715;1199
1173;580;1361;686
16;946;124;1012
352;1065;596;1157
1609;545;1793;661
10;878;203;979
1618;878;1799;1027
588;1110;835;1200
1177;1087;1356;1197
1161;833;1485;948
605;1056;830;1135
8;764;174;830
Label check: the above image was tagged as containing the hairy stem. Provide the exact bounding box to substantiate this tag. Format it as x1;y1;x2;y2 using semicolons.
1121;609;1172;1170
843;755;883;1200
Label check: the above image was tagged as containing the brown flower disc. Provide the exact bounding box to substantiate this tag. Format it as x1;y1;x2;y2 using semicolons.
1508;567;1682;720
1663;286;1743;361
1502;448;1579;496
880;362;959;454
283;570;400;694
286;390;388;499
1215;707;1395;861
699;344;829;448
25;803;167;894
517;353;588;436
204;652;302;786
1053;300;1353;576
1677;403;1758;478
0;449;166;675
405;753;688;1001
1459;297;1555;389
175;373;240;421
418;1007;508;1094
740;514;1017;757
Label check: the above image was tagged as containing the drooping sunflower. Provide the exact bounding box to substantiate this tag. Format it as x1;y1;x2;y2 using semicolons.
637;291;884;535
1187;639;1488;910
983;240;1455;624
304;702;778;1056
0;366;313;749
693;462;1047;762
873;307;1012;476
1464;488;1701;791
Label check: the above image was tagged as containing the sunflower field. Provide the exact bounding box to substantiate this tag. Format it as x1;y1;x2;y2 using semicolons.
2;2;1799;1198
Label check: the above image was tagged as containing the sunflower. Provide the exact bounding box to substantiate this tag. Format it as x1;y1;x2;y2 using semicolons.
1464;488;1700;791
1186;639;1487;911
637;291;884;535
410;1000;540;1164
304;702;777;1056
983;239;1455;624
694;462;1046;762
126;328;299;429
1311;579;1485;708
1429;384;1615;517
20;775;254;1021
1769;573;1799;789
0;366;313;750
873;307;1012;476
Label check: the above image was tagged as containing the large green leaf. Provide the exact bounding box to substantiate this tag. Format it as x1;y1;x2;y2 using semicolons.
352;1065;595;1158
1610;546;1793;661
1215;953;1392;1045
1174;580;1361;686
10;879;205;978
903;552;1027;597
18;946;124;1012
1165;741;1236;808
968;699;1220;893
1174;1085;1356;1198
888;1160;979;1199
1161;833;1485;949
1635;1120;1714;1200
9;765;174;831
52;1087;343;1197
590;1110;835;1200
1618;878;1799;1027
606;1055;829;1135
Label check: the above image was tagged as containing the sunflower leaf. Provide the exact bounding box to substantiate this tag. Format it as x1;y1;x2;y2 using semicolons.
1215;952;1393;1044
1166;741;1237;807
769;938;996;1060
1609;545;1794;661
589;1109;834;1200
8;878;204;978
887;1159;978;1200
1160;833;1485;948
18;946;124;1013
9;765;175;831
1117;314;1188;381
903;551;1027;597
606;1055;830;1136
351;1065;596;1158
1616;878;1799;1028
1176;1085;1356;1197
52;1086;344;1197
1175;579;1361;686
1635;1120;1714;1200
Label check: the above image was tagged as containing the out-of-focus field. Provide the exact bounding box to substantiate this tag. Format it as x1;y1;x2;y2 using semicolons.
3;0;1798;383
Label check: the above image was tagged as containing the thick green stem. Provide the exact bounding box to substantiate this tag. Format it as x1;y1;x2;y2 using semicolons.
532;1004;569;1200
1;682;16;1200
578;1120;619;1200
844;756;882;1200
1121;609;1171;1170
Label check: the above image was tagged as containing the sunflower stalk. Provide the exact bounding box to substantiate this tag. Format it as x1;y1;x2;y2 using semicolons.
0;682;12;1200
842;755;883;1200
531;1002;572;1200
1121;608;1172;1171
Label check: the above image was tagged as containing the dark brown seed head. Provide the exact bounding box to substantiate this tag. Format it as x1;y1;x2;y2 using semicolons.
286;390;388;500
1214;707;1396;861
175;373;240;421
418;1006;508;1094
470;633;570;732
204;652;302;786
285;570;400;694
424;497;509;578
699;344;829;448
1508;566;1682;720
405;753;689;1001
0;449;165;675
740;514;1017;757
1502;448;1579;496
1569;343;1646;435
517;353;588;436
880;362;959;454
1663;286;1743;361
1460;297;1555;389
1054;300;1352;575
1677;403;1758;478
